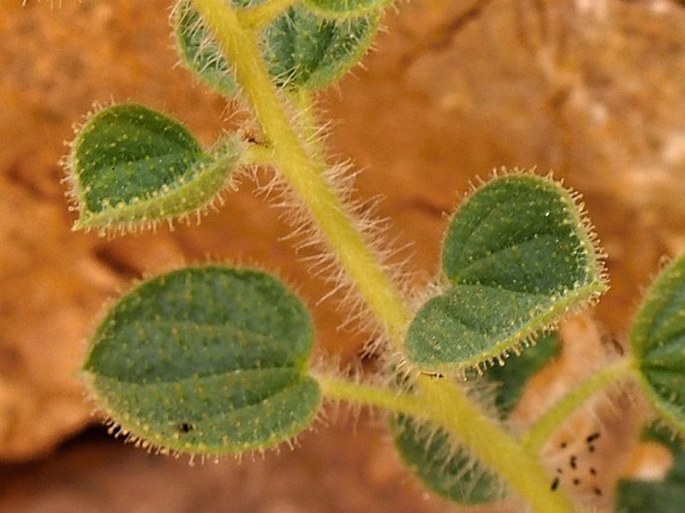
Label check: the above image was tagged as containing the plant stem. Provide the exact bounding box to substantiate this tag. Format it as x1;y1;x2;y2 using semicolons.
237;0;298;29
417;376;575;513
242;142;276;166
315;373;427;418
191;2;575;511
317;373;574;513
521;357;635;453
191;0;411;347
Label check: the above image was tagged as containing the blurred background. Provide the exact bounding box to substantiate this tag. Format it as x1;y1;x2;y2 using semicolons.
1;0;684;511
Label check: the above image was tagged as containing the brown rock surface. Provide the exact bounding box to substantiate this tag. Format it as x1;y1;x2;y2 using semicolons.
1;0;685;511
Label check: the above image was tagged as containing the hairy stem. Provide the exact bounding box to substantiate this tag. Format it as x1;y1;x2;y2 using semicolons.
242;142;276;166
191;2;575;511
191;0;411;347
417;376;575;513
522;357;635;453
315;373;427;418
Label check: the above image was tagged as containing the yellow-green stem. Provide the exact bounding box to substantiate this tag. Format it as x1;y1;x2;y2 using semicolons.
417;376;575;513
288;90;327;166
242;142;276;166
317;373;575;513
522;357;635;453
191;2;575;511
315;373;427;418
237;0;298;29
191;0;411;347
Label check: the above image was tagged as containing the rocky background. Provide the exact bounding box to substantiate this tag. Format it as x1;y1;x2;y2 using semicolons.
1;0;684;511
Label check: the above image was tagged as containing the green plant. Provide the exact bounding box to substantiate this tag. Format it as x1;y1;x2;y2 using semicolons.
60;1;685;512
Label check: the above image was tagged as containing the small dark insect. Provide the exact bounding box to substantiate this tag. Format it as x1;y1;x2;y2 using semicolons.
588;445;596;453
178;422;194;434
556;467;563;474
586;432;601;444
593;487;603;496
589;467;597;476
570;455;577;469
573;478;580;486
551;477;560;491
560;441;568;449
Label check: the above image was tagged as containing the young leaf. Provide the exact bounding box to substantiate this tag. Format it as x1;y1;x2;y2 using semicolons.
406;173;605;373
391;414;505;504
173;0;379;94
174;0;238;97
630;254;685;433
303;0;391;18
263;6;378;89
82;266;321;455
617;426;685;513
67;104;242;232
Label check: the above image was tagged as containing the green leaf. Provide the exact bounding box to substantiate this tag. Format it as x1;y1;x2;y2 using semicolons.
617;426;685;513
82;266;321;455
174;1;238;97
484;331;561;418
263;6;378;89
631;254;685;433
67;104;241;232
406;173;606;372
302;0;390;20
390;414;504;504
173;0;379;94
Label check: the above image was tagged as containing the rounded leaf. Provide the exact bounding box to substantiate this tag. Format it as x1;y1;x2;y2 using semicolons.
631;254;685;433
67;104;241;232
83;266;321;455
390;415;504;504
173;0;379;94
406;173;606;372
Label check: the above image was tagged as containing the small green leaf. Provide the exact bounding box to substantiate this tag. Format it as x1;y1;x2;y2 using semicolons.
631;254;685;433
83;266;321;455
390;414;504;504
302;0;390;20
67;104;241;232
264;6;378;89
617;426;685;513
174;1;238;97
406;173;605;372
174;0;379;94
484;332;561;418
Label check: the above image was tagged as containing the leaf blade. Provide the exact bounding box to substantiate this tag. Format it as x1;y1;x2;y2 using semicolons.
173;0;379;94
406;173;605;372
83;266;321;455
303;0;391;18
631;254;685;433
484;331;561;418
67;104;241;232
390;414;505;504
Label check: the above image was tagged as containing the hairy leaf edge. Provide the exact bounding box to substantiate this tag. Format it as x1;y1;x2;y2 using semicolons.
407;168;608;373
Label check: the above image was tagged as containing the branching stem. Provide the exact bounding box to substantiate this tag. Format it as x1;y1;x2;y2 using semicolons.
191;1;576;511
191;0;411;347
522;357;636;453
417;376;575;513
